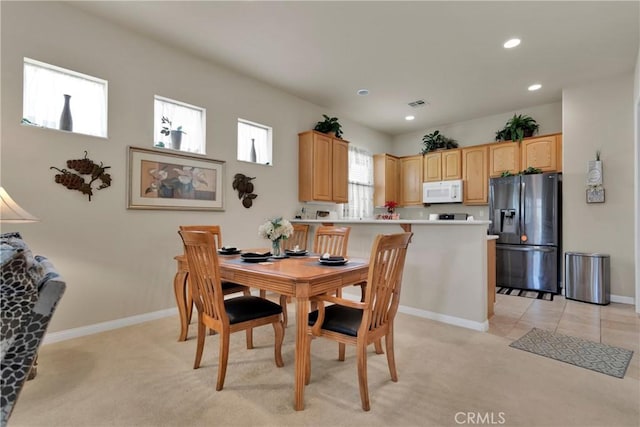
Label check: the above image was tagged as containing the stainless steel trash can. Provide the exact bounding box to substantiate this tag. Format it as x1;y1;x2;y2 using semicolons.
564;252;610;305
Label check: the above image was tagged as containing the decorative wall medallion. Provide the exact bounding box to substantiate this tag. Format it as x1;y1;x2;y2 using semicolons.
50;151;111;201
232;173;257;208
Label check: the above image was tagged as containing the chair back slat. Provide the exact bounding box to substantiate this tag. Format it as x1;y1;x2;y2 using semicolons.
361;233;412;333
178;230;227;324
313;226;350;257
179;225;223;250
283;224;310;250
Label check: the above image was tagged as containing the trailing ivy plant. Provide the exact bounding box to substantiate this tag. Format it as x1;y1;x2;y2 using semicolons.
420;130;459;154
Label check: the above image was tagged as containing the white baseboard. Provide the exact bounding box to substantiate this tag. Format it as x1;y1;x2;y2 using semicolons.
611;294;635;305
397;305;489;332
43;291;634;345
43;307;178;345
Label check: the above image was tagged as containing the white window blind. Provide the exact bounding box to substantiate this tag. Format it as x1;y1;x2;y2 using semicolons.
344;145;374;219
237;119;273;165
23;57;108;137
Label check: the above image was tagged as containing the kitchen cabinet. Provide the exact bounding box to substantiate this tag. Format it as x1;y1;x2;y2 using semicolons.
521;134;562;172
298;130;349;203
373;153;399;207
423;149;462;182
399;155;423;206
462;145;489;205
489;142;520;177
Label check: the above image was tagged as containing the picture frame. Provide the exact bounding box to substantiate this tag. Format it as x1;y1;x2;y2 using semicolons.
586;186;605;204
127;146;225;211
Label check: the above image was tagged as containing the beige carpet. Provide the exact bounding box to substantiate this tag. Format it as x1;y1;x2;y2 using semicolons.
9;311;639;427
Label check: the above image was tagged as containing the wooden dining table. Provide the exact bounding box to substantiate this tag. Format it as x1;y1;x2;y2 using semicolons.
173;251;369;411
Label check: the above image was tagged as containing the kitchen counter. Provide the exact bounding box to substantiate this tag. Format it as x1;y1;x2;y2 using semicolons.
293;218;492;331
291;218;490;225
291;218;490;233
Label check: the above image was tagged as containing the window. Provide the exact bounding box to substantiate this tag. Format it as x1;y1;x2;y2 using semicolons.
344;145;374;219
237;119;272;165
154;96;206;154
22;57;108;137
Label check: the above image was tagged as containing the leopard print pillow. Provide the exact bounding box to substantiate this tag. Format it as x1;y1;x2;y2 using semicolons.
0;250;38;360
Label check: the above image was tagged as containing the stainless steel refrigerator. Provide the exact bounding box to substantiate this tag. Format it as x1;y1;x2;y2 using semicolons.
489;172;562;293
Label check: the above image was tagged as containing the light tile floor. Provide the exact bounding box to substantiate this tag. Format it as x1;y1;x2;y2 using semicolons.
488;293;640;380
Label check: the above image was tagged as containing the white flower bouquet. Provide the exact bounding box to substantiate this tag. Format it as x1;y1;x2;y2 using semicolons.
258;217;293;242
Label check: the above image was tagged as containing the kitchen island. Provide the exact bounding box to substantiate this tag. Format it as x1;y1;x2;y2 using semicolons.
291;219;492;331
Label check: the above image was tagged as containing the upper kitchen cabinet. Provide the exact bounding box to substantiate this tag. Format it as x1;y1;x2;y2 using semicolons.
423;149;462;182
462;145;489;205
298;130;349;203
489;142;520;177
399;155;423;206
373;153;399;207
521;134;562;172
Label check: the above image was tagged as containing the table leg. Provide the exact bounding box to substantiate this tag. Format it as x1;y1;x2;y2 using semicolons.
174;270;189;342
294;297;309;411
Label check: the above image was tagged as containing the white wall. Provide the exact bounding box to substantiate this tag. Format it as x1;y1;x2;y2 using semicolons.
563;72;635;300
0;2;392;332
634;44;640;313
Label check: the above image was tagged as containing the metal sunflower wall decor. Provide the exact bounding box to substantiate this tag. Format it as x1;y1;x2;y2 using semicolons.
50;151;112;201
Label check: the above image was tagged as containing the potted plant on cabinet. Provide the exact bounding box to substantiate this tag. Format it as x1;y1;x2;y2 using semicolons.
313;114;343;139
495;114;539;143
420;130;458;154
161;116;187;150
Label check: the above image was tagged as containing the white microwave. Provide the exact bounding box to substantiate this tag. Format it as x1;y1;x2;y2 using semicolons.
423;179;463;204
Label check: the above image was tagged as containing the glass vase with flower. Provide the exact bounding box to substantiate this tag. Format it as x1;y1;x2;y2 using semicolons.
258;217;293;258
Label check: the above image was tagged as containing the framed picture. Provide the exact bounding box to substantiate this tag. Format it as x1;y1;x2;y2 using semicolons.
127;146;225;211
586;186;605;204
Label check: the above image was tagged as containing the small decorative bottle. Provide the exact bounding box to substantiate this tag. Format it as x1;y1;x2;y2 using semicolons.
250;138;257;163
59;94;73;131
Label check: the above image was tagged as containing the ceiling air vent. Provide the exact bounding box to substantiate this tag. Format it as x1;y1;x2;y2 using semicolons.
408;99;428;108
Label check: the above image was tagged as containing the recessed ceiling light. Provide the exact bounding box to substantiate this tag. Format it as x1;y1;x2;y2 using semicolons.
503;38;521;49
405;115;415;121
528;83;542;91
357;89;369;96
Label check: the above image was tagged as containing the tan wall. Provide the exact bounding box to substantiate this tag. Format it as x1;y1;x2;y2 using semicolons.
563;72;635;299
634;45;640;312
391;101;563;156
0;2;392;332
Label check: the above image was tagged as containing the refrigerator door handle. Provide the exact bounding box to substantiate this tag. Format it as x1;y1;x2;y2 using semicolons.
520;180;526;239
499;245;556;253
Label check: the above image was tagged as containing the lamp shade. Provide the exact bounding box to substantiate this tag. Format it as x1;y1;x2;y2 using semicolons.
0;187;39;223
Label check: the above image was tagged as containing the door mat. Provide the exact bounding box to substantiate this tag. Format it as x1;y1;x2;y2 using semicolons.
497;286;554;301
510;327;634;378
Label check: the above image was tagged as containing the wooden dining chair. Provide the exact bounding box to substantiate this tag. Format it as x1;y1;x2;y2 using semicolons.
282;223;310;251
179;230;285;391
313;225;350;257
313;225;352;304
261;223;310;326
305;232;413;411
177;225;252;346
